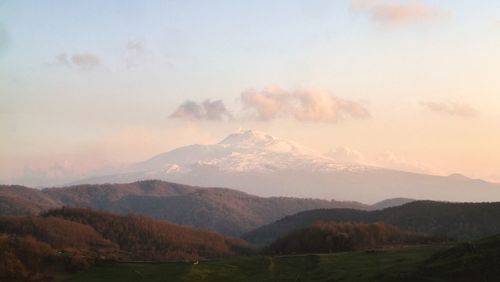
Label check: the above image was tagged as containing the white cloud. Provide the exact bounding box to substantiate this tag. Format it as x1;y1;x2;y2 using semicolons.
241;87;370;123
373;151;433;174
328;146;433;174
240;86;291;120
169;87;369;123
328;146;367;164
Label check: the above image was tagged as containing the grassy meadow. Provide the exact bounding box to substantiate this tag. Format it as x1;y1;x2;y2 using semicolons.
65;245;451;282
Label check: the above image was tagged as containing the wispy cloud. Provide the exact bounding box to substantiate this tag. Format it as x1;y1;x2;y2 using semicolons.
127;40;144;53
3;151;108;187
70;53;100;69
373;151;434;174
169;99;232;121
328;146;367;164
352;0;448;26
55;53;72;67
420;101;478;117
328;146;433;174
489;174;500;183
126;40;146;67
55;52;101;70
241;87;370;122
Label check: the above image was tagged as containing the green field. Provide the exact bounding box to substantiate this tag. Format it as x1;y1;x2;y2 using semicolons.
64;245;451;282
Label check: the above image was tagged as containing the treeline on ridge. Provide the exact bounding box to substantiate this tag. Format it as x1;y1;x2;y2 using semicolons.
264;222;447;255
0;180;368;237
244;201;500;247
0;207;253;282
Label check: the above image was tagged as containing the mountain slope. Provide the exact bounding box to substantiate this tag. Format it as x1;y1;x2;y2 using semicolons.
0;185;61;215
73;129;500;203
0;207;252;281
264;222;446;255
414;234;500;281
243;201;500;246
0;180;368;236
42;207;251;260
370;197;415;210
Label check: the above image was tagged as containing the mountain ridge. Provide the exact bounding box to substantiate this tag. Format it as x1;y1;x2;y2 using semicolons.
68;130;500;203
0;180;370;236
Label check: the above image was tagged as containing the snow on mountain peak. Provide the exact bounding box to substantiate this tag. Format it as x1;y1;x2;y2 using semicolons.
218;129;311;155
129;129;369;176
219;129;274;146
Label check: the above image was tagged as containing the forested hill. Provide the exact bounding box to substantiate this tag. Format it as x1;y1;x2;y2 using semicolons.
243;201;500;247
0;207;252;281
264;222;446;255
0;180;368;236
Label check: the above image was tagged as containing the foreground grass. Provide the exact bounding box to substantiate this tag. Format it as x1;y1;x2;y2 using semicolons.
65;245;450;282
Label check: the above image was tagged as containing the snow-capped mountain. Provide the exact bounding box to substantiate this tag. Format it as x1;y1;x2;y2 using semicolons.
128;129;366;174
76;129;500;203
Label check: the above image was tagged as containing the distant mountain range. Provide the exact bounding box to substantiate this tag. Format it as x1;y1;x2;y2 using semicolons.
243;201;500;247
0;180;375;236
71;129;500;203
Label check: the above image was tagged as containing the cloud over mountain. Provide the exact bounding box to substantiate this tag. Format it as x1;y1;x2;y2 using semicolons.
328;146;367;164
169;87;369;123
240;87;290;120
169;99;232;121
241;87;370;122
328;146;433;174
352;0;447;26
373;151;433;174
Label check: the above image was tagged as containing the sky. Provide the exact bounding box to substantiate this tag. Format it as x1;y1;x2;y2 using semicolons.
1;0;500;186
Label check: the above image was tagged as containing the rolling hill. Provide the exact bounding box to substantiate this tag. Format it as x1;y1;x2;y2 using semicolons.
0;207;252;281
243;201;500;247
264;222;446;255
415;234;500;281
0;180;368;236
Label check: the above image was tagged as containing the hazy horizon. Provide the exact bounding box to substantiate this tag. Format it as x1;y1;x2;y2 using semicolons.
2;0;500;188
